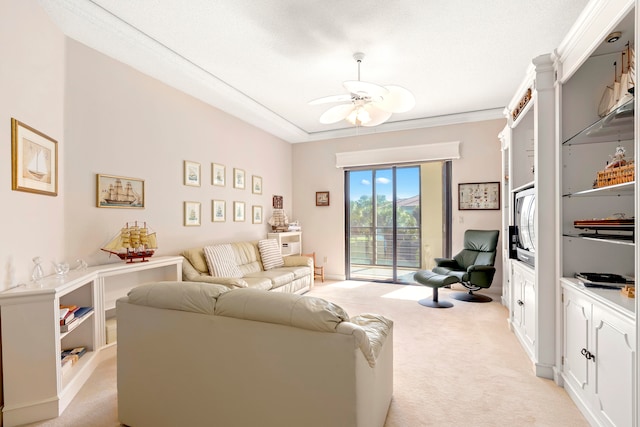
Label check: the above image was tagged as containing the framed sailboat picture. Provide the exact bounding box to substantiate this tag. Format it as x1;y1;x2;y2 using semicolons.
11;118;58;196
96;174;145;208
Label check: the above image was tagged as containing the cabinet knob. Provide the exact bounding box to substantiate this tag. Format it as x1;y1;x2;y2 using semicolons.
517;299;524;306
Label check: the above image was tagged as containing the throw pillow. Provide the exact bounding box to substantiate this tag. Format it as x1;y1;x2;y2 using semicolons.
203;244;243;278
258;239;284;270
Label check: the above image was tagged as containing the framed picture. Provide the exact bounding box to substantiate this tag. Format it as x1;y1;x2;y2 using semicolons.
252;205;263;224
11;118;58;196
184;160;201;187
96;174;145;208
233;168;245;189
252;175;263;194
212;163;225;186
316;191;330;206
458;182;500;210
233;201;245;222
212;199;226;222
273;195;283;209
184;201;201;226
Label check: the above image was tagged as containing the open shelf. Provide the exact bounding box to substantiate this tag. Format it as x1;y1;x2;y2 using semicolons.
563;181;634;197
563;98;634;145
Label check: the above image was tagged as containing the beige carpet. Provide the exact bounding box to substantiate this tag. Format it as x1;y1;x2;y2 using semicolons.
25;281;588;427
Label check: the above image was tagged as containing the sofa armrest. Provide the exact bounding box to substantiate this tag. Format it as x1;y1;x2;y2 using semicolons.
434;257;458;268
284;255;313;268
337;313;393;368
182;256;248;288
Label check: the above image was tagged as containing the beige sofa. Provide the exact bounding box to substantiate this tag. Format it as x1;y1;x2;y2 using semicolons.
117;282;394;427
181;241;313;293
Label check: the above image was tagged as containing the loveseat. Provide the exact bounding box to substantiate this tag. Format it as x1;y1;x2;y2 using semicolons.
117;282;394;427
181;240;313;293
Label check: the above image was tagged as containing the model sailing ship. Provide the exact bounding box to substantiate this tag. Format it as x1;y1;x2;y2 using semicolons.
101;221;157;263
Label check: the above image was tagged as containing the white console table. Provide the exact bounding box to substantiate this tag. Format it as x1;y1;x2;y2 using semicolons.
267;231;302;256
0;255;183;426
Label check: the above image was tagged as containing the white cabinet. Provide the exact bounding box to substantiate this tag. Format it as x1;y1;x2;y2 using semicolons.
0;256;182;426
561;281;635;427
510;260;536;361
267;231;302;256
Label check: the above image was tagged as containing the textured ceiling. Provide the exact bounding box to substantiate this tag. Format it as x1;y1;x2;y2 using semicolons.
39;0;592;142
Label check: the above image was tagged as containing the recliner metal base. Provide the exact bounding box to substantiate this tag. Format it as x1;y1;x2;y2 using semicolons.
451;291;492;303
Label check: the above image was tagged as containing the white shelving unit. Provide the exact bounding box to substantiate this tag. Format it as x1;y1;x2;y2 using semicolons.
0;255;183;426
267;231;302;256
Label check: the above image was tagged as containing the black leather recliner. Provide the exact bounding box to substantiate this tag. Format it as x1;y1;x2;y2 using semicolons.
432;229;500;302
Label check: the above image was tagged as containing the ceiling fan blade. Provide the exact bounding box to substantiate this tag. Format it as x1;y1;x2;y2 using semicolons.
319;103;356;124
375;85;416;113
343;80;389;99
308;94;353;105
360;104;393;127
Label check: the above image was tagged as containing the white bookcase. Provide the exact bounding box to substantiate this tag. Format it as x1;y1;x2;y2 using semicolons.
0;255;182;426
267;231;302;256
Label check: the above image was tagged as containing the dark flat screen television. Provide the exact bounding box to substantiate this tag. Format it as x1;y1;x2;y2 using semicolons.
512;186;535;267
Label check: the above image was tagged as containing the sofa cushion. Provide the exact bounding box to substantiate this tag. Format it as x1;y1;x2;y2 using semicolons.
232;242;262;275
126;281;229;314
215;289;349;332
181;247;209;274
258;239;284;270
204;244;243;278
244;270;295;289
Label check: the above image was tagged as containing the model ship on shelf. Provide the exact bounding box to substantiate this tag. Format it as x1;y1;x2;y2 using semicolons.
101;221;157;263
574;214;635;241
268;209;289;232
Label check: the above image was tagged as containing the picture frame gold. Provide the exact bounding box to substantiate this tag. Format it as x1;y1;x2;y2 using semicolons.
458;182;500;210
252;205;263;224
233;201;245;221
212;163;225;186
233;168;246;189
252;175;263;194
96;174;145;208
11;118;58;196
184;201;201;226
212;199;226;222
316;191;330;206
184;160;201;187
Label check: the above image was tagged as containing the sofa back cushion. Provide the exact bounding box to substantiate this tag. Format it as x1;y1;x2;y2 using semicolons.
126;281;229;314
231;242;262;274
258;239;285;270
215;289;349;332
204;244;243;278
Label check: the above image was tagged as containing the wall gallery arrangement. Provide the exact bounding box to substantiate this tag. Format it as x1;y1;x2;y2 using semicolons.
183;160;264;227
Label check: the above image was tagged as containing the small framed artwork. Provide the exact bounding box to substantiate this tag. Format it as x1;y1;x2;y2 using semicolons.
184;160;201;187
96;174;145;208
252;175;263;194
212;163;225;186
273;195;283;209
11;118;58;196
316;191;330;206
458;182;500;210
212;199;226;222
233;201;245;222
233;168;245;189
252;205;263;224
184;201;201;226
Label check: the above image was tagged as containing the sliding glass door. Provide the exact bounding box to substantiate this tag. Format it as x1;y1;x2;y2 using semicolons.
346;166;421;282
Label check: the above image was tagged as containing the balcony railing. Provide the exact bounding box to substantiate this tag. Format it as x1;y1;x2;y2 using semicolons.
349;226;420;268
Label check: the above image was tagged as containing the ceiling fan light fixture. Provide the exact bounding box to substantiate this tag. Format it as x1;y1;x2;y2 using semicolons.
310;52;415;128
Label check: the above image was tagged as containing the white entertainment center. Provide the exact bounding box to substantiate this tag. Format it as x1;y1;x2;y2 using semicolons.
501;1;638;425
0;256;183;426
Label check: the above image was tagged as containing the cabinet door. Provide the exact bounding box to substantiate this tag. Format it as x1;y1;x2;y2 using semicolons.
562;289;590;394
520;267;536;350
591;305;635;427
511;263;524;328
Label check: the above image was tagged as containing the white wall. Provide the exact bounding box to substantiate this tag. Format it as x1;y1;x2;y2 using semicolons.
0;1;66;288
63;39;293;267
292;119;505;289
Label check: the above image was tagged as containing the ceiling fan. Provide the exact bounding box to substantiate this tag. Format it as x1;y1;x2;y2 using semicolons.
309;52;415;127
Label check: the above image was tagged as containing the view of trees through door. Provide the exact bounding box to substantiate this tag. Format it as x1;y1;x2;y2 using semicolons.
346;162;449;283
